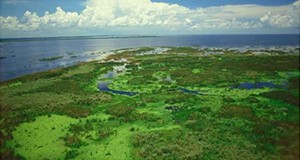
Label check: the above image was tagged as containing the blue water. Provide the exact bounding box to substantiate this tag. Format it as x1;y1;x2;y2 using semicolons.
179;88;199;94
0;34;299;81
98;82;138;96
165;106;180;111
232;82;281;90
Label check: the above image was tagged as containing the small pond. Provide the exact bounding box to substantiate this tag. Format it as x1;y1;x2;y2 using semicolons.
98;82;138;96
179;88;199;94
231;82;282;90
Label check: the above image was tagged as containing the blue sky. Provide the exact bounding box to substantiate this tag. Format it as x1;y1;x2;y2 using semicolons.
0;0;86;18
0;0;299;38
153;0;297;8
0;0;297;17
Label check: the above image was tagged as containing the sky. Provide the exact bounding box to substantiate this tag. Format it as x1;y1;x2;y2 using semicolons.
0;0;299;38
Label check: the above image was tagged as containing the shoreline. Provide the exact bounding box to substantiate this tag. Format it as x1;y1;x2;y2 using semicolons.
1;34;299;42
1;46;299;83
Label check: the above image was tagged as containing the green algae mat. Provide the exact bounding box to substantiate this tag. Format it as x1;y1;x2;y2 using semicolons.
1;47;299;159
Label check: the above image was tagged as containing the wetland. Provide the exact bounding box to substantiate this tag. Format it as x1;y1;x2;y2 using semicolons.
0;46;299;160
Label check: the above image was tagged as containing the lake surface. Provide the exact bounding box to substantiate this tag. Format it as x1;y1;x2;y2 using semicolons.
1;34;299;82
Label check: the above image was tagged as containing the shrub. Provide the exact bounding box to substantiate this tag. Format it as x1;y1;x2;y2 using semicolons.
219;105;256;121
133;129;203;160
65;150;79;159
106;105;134;118
260;90;299;106
98;129;113;141
64;134;83;148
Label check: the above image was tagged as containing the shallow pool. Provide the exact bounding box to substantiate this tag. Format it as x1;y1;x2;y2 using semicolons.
98;82;138;96
231;82;282;89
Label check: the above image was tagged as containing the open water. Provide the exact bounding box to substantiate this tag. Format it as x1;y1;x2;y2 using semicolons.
0;34;299;81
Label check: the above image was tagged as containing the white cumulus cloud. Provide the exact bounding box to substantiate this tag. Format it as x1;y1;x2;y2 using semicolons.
0;0;300;36
259;1;300;28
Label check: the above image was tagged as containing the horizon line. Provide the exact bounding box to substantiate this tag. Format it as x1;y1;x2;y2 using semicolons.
1;33;300;40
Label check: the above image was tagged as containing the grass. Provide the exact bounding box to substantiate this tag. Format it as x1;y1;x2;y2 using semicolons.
7;115;77;159
0;47;299;159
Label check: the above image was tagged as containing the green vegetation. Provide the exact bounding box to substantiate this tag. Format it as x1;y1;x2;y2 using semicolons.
0;47;299;159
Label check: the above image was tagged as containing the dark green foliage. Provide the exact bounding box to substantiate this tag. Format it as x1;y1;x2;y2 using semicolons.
248;117;299;159
106;47;154;60
135;47;154;53
140;96;157;103
223;96;236;102
217;55;299;72
171;107;196;122
60;105;91;118
185;120;206;132
0;69;64;85
129;112;160;122
219;105;256;121
166;47;200;54
28;80;83;94
133;130;203;160
65;150;79;159
69;123;85;133
260;90;299;106
248;120;289;154
106;104;134;119
105;152;111;156
288;76;299;90
245;96;260;103
64;134;83;148
165;94;192;105
75;93;112;106
1;149;25;160
98;129;113;141
67;118;119;143
172;107;211;122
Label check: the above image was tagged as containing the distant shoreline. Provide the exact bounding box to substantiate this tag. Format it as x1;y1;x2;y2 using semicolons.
1;46;299;83
0;35;158;43
1;34;299;82
1;34;299;43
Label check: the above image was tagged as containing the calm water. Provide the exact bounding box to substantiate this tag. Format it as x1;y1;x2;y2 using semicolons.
0;35;299;82
232;82;282;90
98;81;138;96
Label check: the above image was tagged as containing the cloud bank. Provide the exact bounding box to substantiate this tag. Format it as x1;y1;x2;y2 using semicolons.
0;0;300;37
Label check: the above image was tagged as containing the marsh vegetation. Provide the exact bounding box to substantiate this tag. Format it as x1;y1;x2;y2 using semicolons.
0;47;299;159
